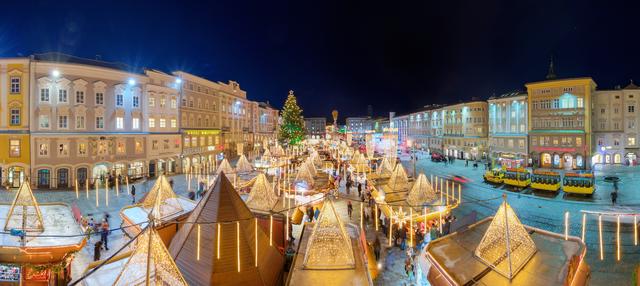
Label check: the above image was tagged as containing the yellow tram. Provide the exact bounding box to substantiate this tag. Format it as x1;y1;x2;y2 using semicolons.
503;168;531;188
563;173;595;195
483;168;504;184
530;170;561;192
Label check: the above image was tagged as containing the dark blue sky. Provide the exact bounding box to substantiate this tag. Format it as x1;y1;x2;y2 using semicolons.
2;0;640;119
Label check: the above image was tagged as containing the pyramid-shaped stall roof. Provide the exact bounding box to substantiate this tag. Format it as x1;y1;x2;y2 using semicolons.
406;173;437;206
236;155;254;173
294;165;315;186
387;163;409;191
216;158;235;175
474;198;537;279
169;174;284;286
245;174;278;212
4;181;44;232
112;225;188;286
377;157;394;176
302;199;355;270
141;175;184;220
262;149;272;159
304;159;317;176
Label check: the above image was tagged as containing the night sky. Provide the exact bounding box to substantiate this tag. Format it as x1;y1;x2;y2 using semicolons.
2;0;640;120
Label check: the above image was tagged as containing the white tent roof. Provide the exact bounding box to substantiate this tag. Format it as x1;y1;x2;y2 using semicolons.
245;174;278;212
236;155;253;173
302;199;355;269
216;158;235;175
406;173;437;206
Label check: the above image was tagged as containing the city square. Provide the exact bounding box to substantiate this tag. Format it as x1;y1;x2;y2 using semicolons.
1;1;640;285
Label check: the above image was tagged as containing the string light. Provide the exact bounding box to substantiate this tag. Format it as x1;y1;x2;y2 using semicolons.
374;204;378;231
197;224;201;261
115;176;119;197
598;214;603;260
217;223;221;259
270;215;273;246
126;176;130;195
75;179;79;199
237;221;240;272
439;211;443;234
95;179;99;207
446;180;449;206
360;203;363;230
617;215;621;261
564;211;569;240
581;213;586;242
85;178;89;199
106;178;109;207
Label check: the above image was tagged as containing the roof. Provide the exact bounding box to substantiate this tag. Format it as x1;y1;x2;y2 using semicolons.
5;182;44;233
32;52;139;73
169;174;284;286
426;217;587;286
624;79;640;90
487;90;526;100
302;199;355;270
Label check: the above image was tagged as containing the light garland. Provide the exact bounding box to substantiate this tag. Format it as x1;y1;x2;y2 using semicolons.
75;179;79;199
374;204;378;231
255;218;258;267
217;223;221;259
581;213;586;242
197;224;201;261
237;221;240;272
388;207;393;247
616;215;621;261
458;184;461;203
564;211;569;240
598;214;603;260
270;215;273;246
410;208;413;247
115;176;119;197
85;178;89;199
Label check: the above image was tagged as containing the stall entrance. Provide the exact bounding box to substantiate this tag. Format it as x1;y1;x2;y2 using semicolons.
57;168;69;188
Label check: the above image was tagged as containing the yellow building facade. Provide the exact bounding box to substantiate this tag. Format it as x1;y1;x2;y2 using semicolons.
0;59;30;188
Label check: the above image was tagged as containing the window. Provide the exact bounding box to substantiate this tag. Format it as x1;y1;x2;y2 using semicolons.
152;140;158;150
577;98;584;108
58;89;68;103
9;140;20;157
58;143;69;156
76;91;85;104
40;88;50;102
629;120;636;129
576;137;582;147
149;118;155;128
58;115;68;129
10;76;20;93
171;119;177;128
117;141;126;154
629;137;636;146
10;109;20;125
39;115;50;128
149;97;155;107
160;98;166;107
96;93;104;105
76;115;85;129
600;108;605;114
39;143;49;156
116;94;123;106
132;117;140;129
171;98;177;109
163;139;169;149
116;117;124;129
181;98;187;107
133;95;139;107
159;118;166;128
78;143;87;156
96;116;104;129
629;105;635;113
135;140;143;153
614;139;620;146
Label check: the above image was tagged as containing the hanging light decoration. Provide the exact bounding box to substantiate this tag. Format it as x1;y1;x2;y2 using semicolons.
217;223;221;259
197;224;201;261
617;215;621;261
581;213;586;242
374;205;378;231
75;179;79;199
95;179;99;207
126;176;130;195
564;211;569;240
106;178;110;207
598;214;603;260
635;215;638;246
255;218;258;267
237;221;241;272
270;215;273;246
85;178;89;199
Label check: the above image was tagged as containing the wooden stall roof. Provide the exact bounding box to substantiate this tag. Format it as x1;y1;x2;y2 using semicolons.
169;173;284;286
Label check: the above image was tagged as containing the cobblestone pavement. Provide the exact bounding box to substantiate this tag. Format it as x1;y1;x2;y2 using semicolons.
401;152;640;286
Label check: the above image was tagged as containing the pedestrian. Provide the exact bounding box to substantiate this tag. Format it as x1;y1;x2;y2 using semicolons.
188;190;196;200
465;159;469;167
131;185;136;204
314;207;320;221
357;183;362;197
611;191;618;205
346;180;351;194
307;206;314;222
169;179;174;188
100;219;110;251
347;201;353;218
94;241;103;261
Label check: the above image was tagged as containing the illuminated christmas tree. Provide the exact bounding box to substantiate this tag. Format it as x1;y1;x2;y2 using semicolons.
278;90;305;145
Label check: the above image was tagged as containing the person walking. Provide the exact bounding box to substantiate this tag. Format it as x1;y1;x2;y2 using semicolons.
314;207;320;221
465;159;469;167
347;201;353;219
357;183;362;197
131;185;136;204
611;191;618;205
346;180;351;195
373;237;381;260
101;219;110;251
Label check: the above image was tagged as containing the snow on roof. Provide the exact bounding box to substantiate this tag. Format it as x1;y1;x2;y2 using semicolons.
0;204;84;247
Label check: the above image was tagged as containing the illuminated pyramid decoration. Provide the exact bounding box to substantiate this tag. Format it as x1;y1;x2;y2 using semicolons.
406;173;437;206
303;199;355;270
141;175;183;220
236;155;253;173
387;163;409;191
245;173;278;212
295;165;315;186
350;151;362;164
351;153;370;173
271;145;285;156
262;148;272;160
377;157;394;176
4;181;44;233
474;197;537;279
216;158;235;175
304;159;317;176
113;224;188;286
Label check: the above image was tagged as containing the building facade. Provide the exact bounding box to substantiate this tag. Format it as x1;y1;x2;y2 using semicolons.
29;53;150;188
488;92;528;168
216;80;253;158
251;101;279;152
526;78;595;169
0;59;30;188
592;82;640;166
304;117;326;138
440;101;488;160
346;116;372;143
174;71;222;171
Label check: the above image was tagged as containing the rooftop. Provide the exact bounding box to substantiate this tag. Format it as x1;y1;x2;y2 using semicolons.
32;52;140;73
